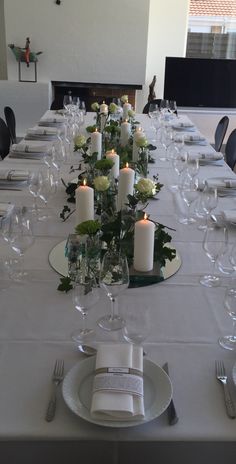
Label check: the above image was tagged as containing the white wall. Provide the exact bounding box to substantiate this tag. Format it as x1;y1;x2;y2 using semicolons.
5;0;149;86
136;0;190;111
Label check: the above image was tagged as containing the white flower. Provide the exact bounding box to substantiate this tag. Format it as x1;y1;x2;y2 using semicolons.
91;102;100;112
94;176;110;192
121;95;128;103
74;134;86;148
109;102;118;113
136;136;149;148
128;109;135;119
135;178;156;196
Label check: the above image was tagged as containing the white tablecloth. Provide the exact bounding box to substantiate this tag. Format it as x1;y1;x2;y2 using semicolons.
1;111;236;463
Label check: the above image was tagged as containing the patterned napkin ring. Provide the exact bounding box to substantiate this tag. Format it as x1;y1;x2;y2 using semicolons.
93;367;143;397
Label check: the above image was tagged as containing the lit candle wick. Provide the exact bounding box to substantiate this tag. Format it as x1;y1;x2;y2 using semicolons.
144;213;148;220
83;179;87;186
125;162;129;168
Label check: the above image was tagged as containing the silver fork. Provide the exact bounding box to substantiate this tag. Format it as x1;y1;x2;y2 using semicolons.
215;360;236;419
45;359;64;422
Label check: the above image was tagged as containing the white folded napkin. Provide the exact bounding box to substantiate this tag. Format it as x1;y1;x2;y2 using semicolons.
11;143;48;153
184;134;206;142
0;169;29;181
172;122;194;129
39;117;64;124
27;127;58;135
186;152;223;161
0;203;9;216
222;210;236;222
206;178;236;189
90;343;145;421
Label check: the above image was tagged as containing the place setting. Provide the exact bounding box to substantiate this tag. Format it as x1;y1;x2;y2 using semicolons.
0;167;29;190
8;141;49;159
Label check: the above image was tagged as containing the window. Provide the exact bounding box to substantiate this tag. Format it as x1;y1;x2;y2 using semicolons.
186;0;236;59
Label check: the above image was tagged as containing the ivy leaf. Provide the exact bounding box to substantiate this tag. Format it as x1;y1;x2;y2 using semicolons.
57;276;73;293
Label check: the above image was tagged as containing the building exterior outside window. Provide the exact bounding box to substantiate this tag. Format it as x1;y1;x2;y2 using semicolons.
187;0;236;58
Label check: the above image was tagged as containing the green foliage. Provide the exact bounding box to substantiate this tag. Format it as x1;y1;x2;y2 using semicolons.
75;220;101;237
57;276;73;293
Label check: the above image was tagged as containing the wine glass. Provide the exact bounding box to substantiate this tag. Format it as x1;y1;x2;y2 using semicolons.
197;185;218;230
219;287;236;350
71;274;99;345
121;297;150;347
186;155;199;179
180;176;199;224
169;100;178;117
148;103;159;139
160;99;170;116
200;224;228;287
98;250;129;331
170;148;188;191
28;171;41;219
63;94;72;111
3;208;35;281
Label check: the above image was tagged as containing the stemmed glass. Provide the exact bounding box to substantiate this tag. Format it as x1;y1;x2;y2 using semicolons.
2;208;35;281
200;224;228;287
28;171;41;219
180;177;199;224
71;274;99;345
98;250;129;331
148;103;159;139
197;185;218;230
219;287;236;350
169;100;178;117
160;99;170;115
63;94;72;112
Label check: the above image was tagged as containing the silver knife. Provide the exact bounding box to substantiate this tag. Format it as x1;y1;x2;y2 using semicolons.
162;362;179;425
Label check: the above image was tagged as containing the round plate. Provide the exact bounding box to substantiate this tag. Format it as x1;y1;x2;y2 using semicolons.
48;240;181;285
232;362;236;385
62;357;172;428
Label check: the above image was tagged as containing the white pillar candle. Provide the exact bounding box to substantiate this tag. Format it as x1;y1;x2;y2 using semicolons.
106;149;120;179
75;179;94;225
120;120;131;147
117;163;135;210
132;127;145;162
91;129;102;160
122;102;132;120
133;214;155;272
100;101;108;114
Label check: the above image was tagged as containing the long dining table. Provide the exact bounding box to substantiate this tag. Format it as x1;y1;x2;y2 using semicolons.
1;110;236;463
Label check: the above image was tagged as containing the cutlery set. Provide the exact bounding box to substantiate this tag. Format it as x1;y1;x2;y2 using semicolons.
45;358;236;424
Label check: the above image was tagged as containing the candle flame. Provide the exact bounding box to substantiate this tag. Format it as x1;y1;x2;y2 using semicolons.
112;149;114;153
125;162;129;168
138;127;142;132
144;213;148;220
83;179;87;186
95;128;98;132
103;100;105;104
125;119;128;123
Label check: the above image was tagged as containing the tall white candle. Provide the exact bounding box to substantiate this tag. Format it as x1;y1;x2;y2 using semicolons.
75;179;94;225
100;101;108;114
120;120;131;147
132;127;145;162
91;129;102;160
106;149;120;179
117;163;135;210
123;101;132;120
133;214;155;272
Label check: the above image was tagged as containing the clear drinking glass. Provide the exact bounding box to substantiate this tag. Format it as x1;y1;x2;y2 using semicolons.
71;274;99;345
219;287;236;350
180;177;199;224
98;250;129;331
197;185;218;230
3;208;35;281
121;298;150;347
200;224;228;287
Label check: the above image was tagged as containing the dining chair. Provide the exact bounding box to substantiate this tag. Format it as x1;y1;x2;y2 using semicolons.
50;97;63;110
142;99;161;114
214;116;229;152
0;117;11;160
225;128;236;171
4;106;17;145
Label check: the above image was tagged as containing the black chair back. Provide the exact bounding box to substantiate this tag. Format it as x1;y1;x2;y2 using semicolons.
50;98;64;110
4;106;17;145
142;99;161;114
0;117;11;160
225;128;236;171
214;116;229;152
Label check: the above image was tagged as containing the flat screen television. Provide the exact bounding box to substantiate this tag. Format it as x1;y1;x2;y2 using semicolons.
164;57;236;108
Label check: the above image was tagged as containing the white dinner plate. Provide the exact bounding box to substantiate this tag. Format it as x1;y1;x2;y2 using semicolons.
232;362;236;385
62;356;172;428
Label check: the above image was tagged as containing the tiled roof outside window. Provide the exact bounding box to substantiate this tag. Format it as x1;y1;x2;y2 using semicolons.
190;0;236;17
